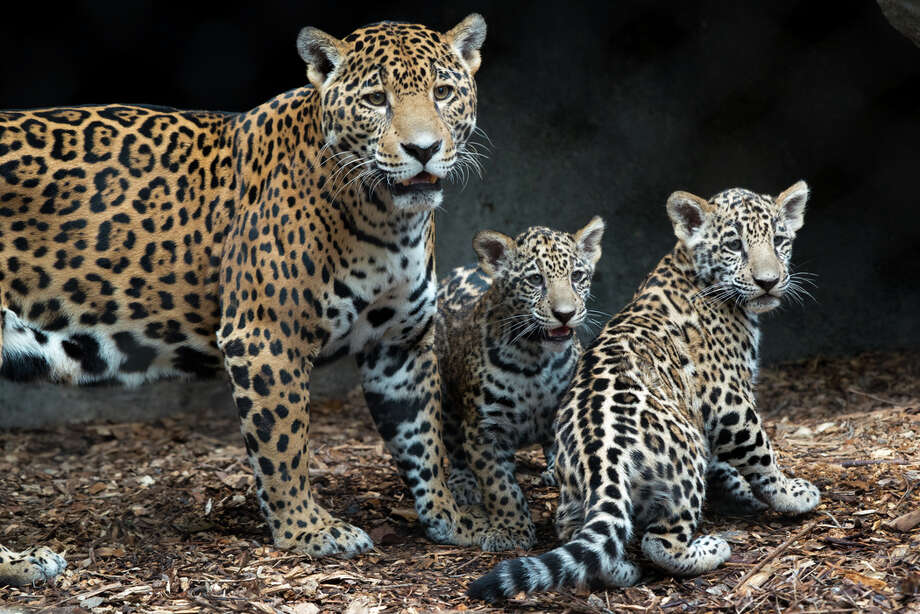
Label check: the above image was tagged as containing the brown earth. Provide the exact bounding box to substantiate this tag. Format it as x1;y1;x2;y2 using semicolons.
1;350;919;613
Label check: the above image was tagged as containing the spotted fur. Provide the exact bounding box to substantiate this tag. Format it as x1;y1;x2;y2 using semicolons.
436;218;605;551
0;15;493;585
468;182;821;601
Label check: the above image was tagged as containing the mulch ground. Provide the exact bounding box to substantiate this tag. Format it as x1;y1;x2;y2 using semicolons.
1;350;919;614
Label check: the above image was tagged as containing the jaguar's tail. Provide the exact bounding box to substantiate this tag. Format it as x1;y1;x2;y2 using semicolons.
467;509;638;601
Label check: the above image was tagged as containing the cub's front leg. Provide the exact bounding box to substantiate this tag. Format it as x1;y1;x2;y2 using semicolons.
358;327;489;548
218;325;372;557
462;414;537;552
709;399;820;515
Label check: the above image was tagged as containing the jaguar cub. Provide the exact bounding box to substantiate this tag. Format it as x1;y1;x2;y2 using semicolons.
469;182;821;600
436;218;605;552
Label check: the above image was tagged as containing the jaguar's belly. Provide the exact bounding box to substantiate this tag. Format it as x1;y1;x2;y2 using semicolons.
0;307;221;385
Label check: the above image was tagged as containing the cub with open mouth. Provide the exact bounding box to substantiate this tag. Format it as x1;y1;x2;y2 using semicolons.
435;217;605;551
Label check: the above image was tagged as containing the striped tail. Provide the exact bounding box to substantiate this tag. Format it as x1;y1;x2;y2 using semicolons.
467;511;640;601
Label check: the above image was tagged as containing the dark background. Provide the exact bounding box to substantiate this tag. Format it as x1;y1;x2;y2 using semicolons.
0;0;917;363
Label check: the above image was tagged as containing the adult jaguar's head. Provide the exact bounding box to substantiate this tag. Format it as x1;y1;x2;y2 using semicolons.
473;217;605;351
667;181;809;314
297;15;486;213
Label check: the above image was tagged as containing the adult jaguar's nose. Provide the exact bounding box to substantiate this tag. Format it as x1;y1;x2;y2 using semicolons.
401;141;442;164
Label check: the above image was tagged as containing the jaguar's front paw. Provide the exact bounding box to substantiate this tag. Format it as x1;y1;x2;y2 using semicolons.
539;468;557;487
448;467;482;505
0;546;67;586
767;477;821;515
279;518;373;558
480;523;537;552
421;503;490;546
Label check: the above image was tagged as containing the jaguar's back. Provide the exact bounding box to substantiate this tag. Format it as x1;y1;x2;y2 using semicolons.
0;104;237;384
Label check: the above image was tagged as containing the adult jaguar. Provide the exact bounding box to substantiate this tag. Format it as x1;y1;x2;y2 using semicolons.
0;14;489;585
469;182;821;601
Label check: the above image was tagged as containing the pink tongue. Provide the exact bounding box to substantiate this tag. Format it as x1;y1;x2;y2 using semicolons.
548;326;571;338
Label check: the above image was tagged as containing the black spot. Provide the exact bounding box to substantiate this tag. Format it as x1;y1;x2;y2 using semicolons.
112;332;157;373
61;334;107;374
367;307;395;327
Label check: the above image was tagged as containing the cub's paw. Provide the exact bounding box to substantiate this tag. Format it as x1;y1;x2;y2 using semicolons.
598;560;642;587
282;519;373;558
421;503;490;547
0;546;67;586
692;535;732;570
448;468;482;506
539;468;557;487
480;524;537;552
768;477;821;515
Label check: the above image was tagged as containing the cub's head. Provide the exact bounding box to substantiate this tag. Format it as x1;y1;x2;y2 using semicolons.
297;15;486;212
473;217;605;350
667;181;809;314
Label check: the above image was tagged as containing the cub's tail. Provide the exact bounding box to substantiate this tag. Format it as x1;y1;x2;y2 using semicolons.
467;513;639;601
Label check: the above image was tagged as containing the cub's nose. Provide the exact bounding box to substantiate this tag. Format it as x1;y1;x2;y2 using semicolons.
401;141;442;164
552;309;575;325
754;276;779;292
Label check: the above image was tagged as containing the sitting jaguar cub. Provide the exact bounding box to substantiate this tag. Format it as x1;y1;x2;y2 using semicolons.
469;182;821;600
436;218;605;552
0;15;491;585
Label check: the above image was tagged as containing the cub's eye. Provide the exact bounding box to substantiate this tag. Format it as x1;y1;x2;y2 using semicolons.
527;273;544;286
433;85;454;101
363;91;387;107
571;270;585;283
725;238;743;252
773;235;786;247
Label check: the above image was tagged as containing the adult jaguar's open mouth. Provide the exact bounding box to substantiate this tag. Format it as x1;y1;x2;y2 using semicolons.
390;171;442;196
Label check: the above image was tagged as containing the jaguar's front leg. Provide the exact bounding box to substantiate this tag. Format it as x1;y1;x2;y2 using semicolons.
710;401;820;515
358;330;488;548
462;418;537;551
219;327;372;557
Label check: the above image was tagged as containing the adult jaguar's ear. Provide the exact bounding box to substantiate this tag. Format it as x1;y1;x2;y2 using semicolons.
667;191;712;245
473;230;515;276
775;180;808;234
445;13;487;75
297;27;345;92
575;216;605;266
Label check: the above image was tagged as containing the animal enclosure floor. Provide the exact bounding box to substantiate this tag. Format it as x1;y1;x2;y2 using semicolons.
1;351;919;614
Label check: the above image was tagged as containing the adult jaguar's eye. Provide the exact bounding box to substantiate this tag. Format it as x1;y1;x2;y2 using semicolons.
773;235;786;248
725;238;743;252
571;270;585;283
433;85;454;101
363;91;387;107
527;273;544;286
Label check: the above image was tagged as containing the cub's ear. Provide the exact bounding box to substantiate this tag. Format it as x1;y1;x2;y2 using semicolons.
473;230;515;276
574;216;605;266
775;180;808;233
445;13;487;75
297;27;345;91
666;191;711;244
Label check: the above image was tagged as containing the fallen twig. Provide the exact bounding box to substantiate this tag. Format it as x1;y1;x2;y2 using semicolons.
730;521;818;598
837;458;907;467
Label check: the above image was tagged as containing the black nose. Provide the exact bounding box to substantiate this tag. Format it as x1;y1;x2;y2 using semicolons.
552;309;575;325
754;277;778;291
401;141;441;165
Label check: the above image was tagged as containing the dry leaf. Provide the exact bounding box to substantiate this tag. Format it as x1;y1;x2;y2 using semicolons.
288;604;320;614
840;569;888;592
343;595;385;614
886;509;920;532
735;562;777;597
389;507;418;522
